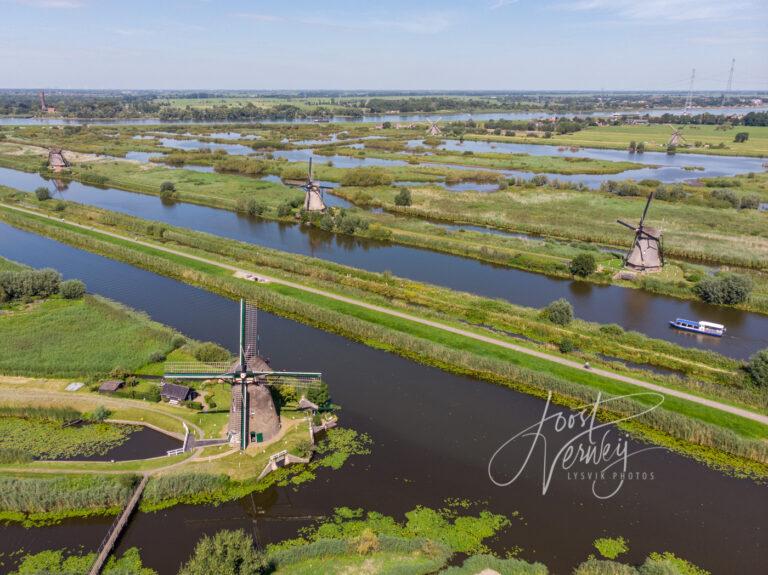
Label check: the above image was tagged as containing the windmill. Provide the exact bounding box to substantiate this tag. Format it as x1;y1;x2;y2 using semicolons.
617;192;664;273
283;157;333;212
164;300;323;450
666;125;687;147
426;119;442;136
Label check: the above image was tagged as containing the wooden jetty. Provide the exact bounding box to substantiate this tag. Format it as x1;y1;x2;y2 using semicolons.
88;475;149;575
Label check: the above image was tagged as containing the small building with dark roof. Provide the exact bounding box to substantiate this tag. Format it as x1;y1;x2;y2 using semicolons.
161;382;193;404
98;380;124;393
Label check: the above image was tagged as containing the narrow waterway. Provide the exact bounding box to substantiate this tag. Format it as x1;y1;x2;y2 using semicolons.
0;222;765;575
1;106;766;126
1;166;766;359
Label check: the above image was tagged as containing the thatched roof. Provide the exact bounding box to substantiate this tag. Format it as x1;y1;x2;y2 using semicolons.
98;380;124;392
298;396;319;411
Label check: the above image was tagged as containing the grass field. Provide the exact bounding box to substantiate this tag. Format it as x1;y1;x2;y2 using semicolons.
0;295;179;378
473;124;768;157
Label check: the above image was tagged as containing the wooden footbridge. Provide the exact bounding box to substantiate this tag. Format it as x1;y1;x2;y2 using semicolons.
88;475;149;575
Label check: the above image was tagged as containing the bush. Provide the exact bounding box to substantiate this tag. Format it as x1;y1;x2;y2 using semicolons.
148;351;166;363
88;405;111;422
542;298;574;326
693;274;753;305
34;187;51;201
734;132;749;143
159;181;176;193
599;324;624;337
192;342;231;363
178;530;268;575
276;201;293;217
569;253;597;277
559;338;576;353
0;268;61;301
739;195;760;210
394;188;412;206
60;279;86;299
746;349;768;387
709;189;739;208
340;167;393;187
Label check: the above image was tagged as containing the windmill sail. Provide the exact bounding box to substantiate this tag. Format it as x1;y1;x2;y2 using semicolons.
163;299;324;449
616;192;663;272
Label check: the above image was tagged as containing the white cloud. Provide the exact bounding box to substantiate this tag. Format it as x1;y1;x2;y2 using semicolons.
554;0;758;23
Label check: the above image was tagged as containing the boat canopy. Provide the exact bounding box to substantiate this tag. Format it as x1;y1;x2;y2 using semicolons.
699;321;725;330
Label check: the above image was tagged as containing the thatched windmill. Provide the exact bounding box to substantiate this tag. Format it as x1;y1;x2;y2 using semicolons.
283;157;333;212
164;300;323;450
667;125;687;147
617;192;664;272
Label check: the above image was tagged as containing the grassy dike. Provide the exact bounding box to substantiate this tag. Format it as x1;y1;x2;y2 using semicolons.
0;195;766;477
2;143;766;316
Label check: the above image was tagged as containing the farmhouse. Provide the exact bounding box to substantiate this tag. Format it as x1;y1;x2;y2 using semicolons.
160;382;193;404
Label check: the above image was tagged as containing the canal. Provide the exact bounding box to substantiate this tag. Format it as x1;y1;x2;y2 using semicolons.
0;222;766;574
1;166;766;359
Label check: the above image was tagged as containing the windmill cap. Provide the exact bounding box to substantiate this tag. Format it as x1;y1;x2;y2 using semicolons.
640;226;661;238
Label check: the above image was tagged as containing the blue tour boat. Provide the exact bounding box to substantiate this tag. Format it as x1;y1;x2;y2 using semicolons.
669;318;726;337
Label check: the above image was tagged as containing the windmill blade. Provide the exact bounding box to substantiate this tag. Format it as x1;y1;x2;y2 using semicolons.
262;371;323;390
164;361;234;379
244;300;259;359
617;219;638;231
308;157;313;182
639;192;654;227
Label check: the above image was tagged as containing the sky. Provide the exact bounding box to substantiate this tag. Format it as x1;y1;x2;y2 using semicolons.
1;0;767;91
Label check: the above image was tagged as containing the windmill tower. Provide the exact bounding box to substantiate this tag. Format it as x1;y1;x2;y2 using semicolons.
617;192;664;273
283;157;334;212
164;300;323;450
667;125;687;147
426;119;442;136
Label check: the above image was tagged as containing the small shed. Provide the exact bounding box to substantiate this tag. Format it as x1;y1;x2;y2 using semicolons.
98;380;124;393
298;396;319;412
759;203;768;212
161;382;192;404
48;148;70;172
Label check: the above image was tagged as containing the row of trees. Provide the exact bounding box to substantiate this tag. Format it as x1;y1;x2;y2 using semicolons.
0;268;85;303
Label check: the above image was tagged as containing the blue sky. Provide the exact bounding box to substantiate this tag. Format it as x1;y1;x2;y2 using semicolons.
2;0;767;90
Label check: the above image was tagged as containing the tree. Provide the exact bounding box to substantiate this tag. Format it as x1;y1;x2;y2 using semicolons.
542;298;574;326
569;253;597;277
178;530;268;575
734;132;749;143
193;342;231;363
746;349;768;387
306;381;331;407
35;186;51;201
159;181;177;202
693;274;753;305
60;279;86;299
394;188;412;206
636;141;645;153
